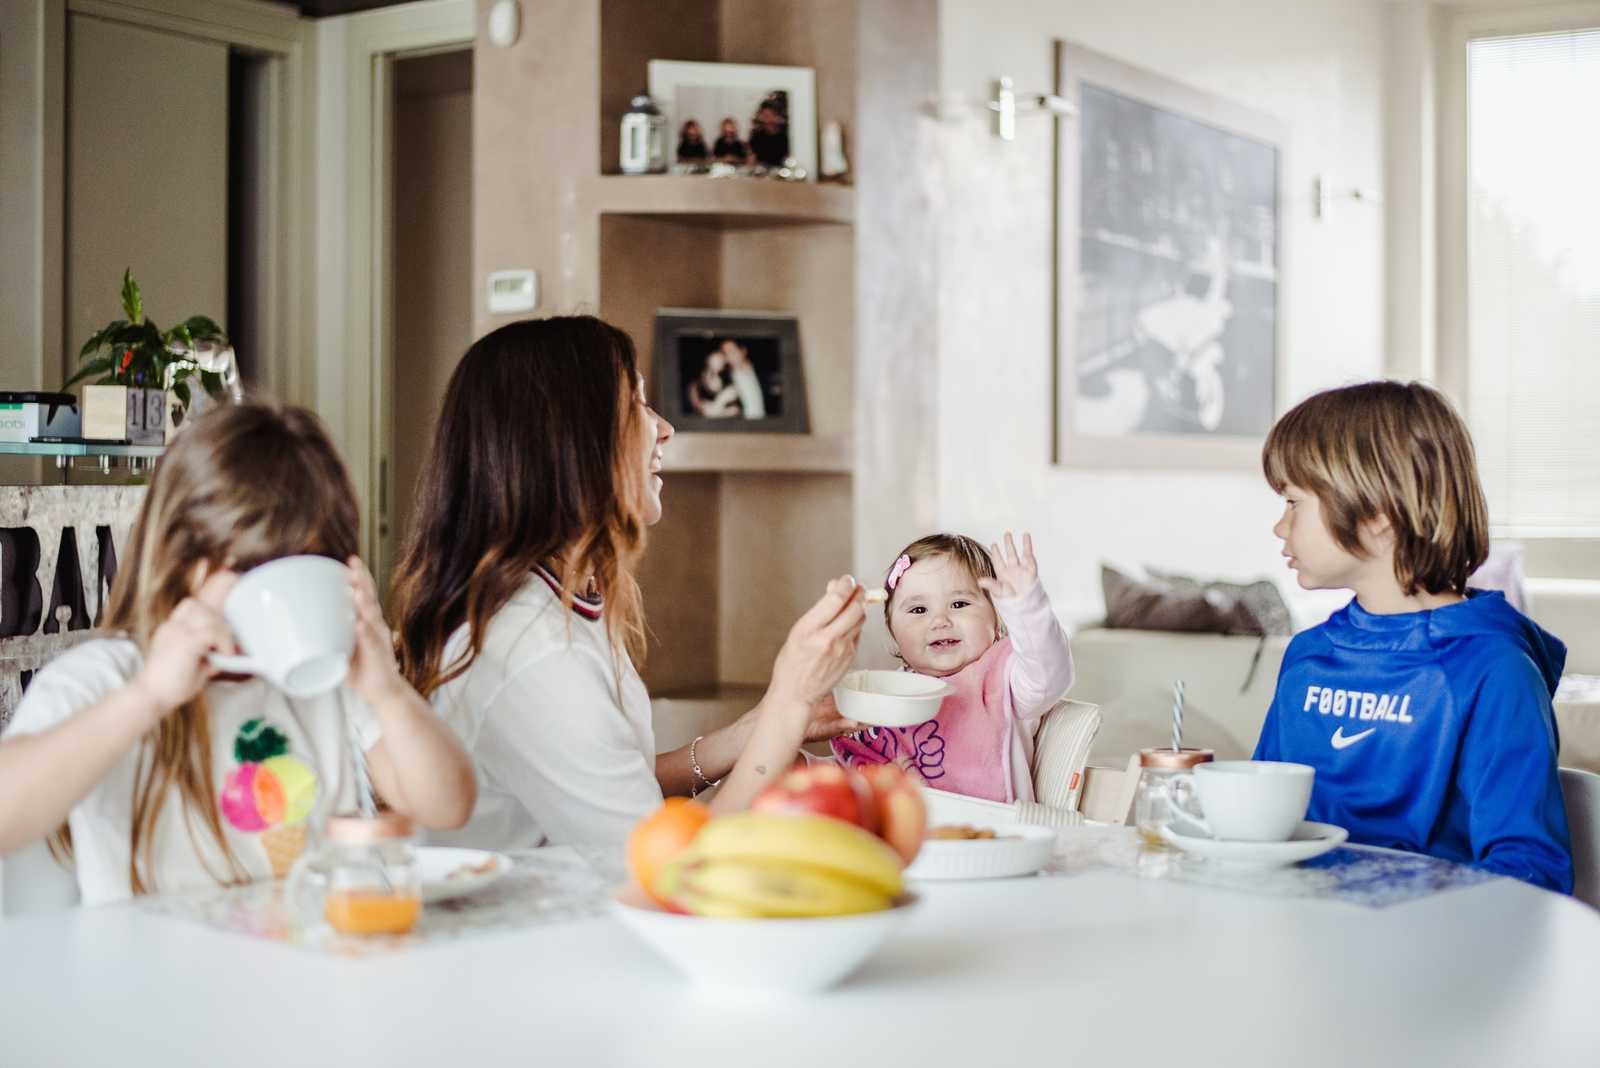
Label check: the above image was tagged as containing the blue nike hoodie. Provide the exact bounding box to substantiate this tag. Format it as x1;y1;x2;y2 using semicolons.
1253;590;1573;894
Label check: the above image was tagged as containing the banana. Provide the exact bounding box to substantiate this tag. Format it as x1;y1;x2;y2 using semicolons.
655;859;767;918
685;812;905;898
672;857;892;918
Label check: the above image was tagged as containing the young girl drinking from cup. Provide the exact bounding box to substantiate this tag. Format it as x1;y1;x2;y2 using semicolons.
831;532;1074;803
0;403;475;905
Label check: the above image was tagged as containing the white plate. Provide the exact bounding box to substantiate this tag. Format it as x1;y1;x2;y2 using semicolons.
905;823;1057;881
832;669;950;728
1159;820;1348;868
416;847;513;903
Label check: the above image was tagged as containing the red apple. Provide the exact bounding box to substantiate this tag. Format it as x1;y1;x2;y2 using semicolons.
858;764;928;864
752;764;878;833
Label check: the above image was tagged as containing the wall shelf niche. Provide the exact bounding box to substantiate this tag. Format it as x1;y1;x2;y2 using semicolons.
587;174;854;228
593;0;858;727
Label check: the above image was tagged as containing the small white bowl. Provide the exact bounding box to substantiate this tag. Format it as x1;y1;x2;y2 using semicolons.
833;669;949;728
906;824;1057;881
612;887;920;995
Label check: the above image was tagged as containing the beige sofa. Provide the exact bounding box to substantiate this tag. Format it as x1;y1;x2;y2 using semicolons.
1070;617;1600;775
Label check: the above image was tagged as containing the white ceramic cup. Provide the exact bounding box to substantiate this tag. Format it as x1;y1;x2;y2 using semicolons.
1169;760;1314;842
208;555;354;698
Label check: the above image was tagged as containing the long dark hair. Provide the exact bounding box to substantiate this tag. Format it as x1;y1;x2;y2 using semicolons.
391;316;649;698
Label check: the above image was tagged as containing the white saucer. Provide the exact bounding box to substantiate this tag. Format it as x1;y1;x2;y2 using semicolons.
1159;821;1348;868
416;846;513;903
906;824;1056;880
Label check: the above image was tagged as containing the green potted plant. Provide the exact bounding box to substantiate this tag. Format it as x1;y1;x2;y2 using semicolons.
66;268;230;413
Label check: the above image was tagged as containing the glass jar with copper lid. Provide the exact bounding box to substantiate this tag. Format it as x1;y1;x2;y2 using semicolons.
1134;747;1215;846
287;812;422;936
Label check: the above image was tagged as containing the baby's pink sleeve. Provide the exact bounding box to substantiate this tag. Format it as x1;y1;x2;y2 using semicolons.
994;581;1075;722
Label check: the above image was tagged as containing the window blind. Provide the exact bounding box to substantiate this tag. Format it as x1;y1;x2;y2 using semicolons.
1467;29;1600;535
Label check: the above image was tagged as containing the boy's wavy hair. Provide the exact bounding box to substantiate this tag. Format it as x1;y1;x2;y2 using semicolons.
54;402;361;894
1261;380;1489;596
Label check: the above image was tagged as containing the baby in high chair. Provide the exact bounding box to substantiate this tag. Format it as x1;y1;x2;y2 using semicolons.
831;532;1075;803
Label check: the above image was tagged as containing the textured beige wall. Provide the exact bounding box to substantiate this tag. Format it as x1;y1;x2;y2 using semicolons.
65;15;227;392
853;0;942;654
473;0;600;334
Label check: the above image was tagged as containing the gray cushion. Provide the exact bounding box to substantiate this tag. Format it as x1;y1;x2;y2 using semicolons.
1101;564;1292;637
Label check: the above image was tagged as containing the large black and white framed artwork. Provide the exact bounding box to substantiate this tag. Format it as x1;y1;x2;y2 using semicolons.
1054;40;1284;468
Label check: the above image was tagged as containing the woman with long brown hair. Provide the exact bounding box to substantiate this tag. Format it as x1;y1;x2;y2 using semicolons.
0;403;474;904
391;316;864;847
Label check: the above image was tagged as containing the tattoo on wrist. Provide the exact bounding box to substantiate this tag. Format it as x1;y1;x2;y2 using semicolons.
755;764;767;776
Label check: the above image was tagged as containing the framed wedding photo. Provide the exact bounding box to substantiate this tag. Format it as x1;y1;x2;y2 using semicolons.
651;309;809;434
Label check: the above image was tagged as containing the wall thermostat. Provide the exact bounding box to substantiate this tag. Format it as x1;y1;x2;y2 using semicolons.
487;269;537;314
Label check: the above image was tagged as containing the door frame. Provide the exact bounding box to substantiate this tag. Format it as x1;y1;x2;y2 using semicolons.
314;0;474;574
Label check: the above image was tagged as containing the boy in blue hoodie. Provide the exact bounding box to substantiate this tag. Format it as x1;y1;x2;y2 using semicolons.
1253;381;1573;893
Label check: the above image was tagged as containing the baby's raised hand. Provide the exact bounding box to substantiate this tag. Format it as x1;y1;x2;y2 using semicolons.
977;531;1039;600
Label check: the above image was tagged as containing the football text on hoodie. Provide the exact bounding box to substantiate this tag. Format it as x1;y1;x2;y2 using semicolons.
1254;590;1573;894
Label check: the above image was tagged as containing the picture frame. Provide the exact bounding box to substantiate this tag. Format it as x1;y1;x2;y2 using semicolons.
1053;39;1285;469
647;60;817;179
652;309;809;434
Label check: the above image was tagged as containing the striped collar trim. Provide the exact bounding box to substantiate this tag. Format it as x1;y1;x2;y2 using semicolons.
535;564;603;620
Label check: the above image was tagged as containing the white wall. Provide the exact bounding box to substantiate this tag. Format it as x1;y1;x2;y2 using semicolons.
932;0;1390;620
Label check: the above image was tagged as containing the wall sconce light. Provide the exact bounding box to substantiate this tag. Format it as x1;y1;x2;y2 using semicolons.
923;78;1076;139
988;77;1077;141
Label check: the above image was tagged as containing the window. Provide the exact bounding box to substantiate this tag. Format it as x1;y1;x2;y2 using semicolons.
1467;29;1600;535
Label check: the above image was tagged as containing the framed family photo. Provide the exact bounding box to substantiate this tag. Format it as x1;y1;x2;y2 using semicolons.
1053;39;1285;469
652;309;809;434
647;60;817;177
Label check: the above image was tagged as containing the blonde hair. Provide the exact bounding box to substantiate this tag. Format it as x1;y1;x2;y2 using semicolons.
58;402;361;895
1262;380;1489;596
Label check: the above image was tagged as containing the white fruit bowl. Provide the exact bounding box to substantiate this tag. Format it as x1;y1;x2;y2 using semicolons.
833;669;949;728
612;887;920;995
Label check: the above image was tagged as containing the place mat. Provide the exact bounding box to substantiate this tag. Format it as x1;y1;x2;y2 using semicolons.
1042;826;1497;909
142;845;623;956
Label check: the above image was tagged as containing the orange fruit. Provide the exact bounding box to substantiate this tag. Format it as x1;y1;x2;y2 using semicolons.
627;797;711;904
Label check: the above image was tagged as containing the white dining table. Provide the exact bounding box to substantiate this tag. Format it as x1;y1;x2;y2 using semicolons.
2;855;1597;1068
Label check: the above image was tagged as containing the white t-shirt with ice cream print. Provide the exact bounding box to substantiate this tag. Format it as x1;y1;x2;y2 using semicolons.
4;637;379;906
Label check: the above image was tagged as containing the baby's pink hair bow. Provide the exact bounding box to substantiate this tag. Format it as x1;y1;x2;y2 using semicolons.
885;554;913;591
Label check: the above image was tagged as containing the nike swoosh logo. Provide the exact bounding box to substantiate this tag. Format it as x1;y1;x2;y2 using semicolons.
1331;726;1377;750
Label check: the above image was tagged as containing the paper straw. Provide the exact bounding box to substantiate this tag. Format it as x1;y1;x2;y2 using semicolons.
341;691;376;817
1171;680;1186;753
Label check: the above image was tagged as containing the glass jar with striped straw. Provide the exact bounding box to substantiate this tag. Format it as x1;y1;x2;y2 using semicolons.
1134;747;1215;848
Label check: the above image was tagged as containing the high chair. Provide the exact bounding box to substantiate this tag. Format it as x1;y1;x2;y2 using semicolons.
921;699;1103;829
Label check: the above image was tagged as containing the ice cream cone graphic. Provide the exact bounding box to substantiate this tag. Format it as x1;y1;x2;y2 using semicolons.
220;719;319;878
261;822;307;878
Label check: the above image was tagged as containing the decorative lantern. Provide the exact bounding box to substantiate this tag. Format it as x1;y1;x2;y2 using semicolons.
620;91;667;175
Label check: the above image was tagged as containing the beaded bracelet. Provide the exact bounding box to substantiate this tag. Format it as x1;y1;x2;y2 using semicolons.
689;734;721;797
